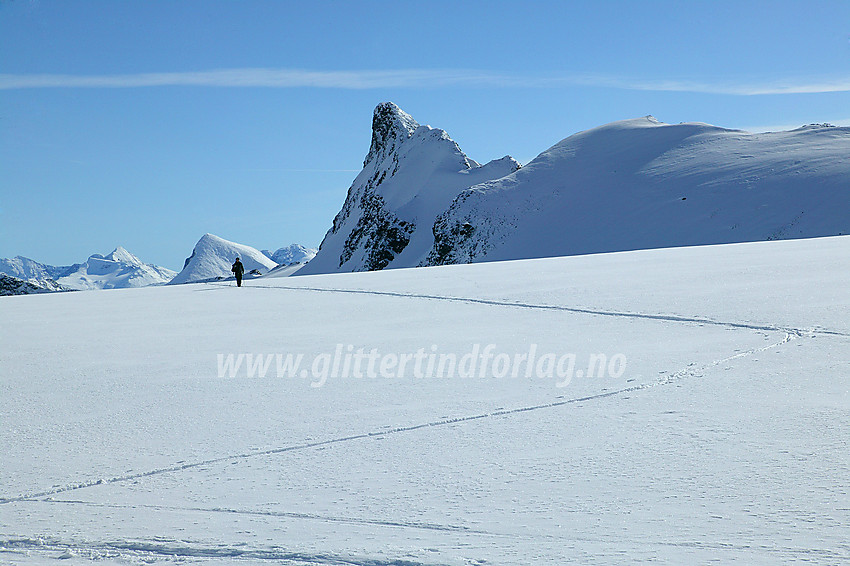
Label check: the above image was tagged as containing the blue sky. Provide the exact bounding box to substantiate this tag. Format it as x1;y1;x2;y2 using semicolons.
2;0;849;270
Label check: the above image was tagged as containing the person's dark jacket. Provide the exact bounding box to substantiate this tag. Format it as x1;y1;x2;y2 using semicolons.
231;260;244;277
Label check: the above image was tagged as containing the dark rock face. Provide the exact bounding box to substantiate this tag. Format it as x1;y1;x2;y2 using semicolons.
429;215;476;266
317;103;420;272
0;274;70;296
364;102;419;167
338;191;414;271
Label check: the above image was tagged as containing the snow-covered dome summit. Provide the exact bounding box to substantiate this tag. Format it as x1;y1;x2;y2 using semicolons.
169;233;277;284
427;117;850;265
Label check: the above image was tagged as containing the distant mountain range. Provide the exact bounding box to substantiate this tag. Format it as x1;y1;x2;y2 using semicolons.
6;103;849;292
302;103;850;274
0;247;176;292
1;239;316;294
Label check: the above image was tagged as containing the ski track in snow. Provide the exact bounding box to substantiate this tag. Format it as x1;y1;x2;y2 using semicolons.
0;325;802;507
0;536;438;565
3;526;848;565
4;280;845;565
221;282;850;338
28;499;495;535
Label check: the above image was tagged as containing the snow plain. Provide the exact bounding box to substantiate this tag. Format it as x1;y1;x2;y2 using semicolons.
1;236;848;565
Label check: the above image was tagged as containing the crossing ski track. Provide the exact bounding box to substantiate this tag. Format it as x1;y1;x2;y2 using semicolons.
3;279;845;565
0;331;793;507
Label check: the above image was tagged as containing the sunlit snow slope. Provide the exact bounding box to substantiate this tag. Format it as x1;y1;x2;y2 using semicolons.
1;236;848;565
429;118;850;264
170;233;278;284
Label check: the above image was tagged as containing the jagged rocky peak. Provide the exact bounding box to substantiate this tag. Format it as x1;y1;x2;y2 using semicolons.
299;103;520;275
364;102;420;167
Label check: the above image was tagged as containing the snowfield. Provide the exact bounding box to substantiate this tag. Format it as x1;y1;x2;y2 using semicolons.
1;236;848;565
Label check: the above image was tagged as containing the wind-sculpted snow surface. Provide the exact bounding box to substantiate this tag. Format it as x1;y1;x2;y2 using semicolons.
1;236;849;565
299;102;519;274
170;233;278;284
427;117;850;264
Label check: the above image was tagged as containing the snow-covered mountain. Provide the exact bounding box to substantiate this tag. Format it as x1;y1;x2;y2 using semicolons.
0;256;66;283
261;244;317;266
0;273;71;296
426;117;850;265
56;247;177;290
301;105;849;274
170;233;278;284
0;247;176;290
298;102;520;275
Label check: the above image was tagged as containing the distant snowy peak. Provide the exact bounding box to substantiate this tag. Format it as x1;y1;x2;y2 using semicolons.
101;246;143;266
426;117;850;265
0;248;175;290
170;233;277;284
57;247;176;290
261;244;317;266
0;256;65;283
298;102;520;275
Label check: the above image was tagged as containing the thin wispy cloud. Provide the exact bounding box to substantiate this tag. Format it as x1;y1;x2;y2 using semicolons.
577;75;850;96
222;168;361;173
0;68;522;90
1;68;848;95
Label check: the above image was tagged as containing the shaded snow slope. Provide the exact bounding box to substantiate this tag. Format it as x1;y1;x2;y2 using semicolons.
299;102;519;274
170;233;278;284
262;262;307;278
427;117;850;264
0;248;175;290
261;244;317;265
2;235;848;565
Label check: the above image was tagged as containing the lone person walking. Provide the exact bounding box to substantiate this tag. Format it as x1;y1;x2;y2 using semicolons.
231;257;245;287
